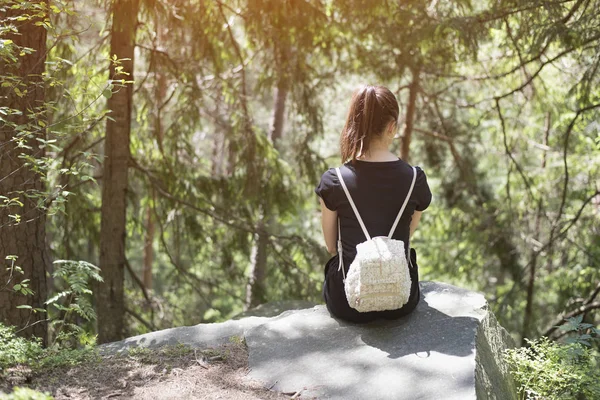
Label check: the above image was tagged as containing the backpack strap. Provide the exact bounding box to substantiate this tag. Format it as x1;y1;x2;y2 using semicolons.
335;167;371;241
337;217;345;281
335;165;417;279
387;166;417;238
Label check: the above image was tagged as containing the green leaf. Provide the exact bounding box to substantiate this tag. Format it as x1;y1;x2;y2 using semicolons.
45;291;70;305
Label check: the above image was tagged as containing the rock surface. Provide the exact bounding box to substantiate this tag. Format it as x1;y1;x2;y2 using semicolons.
99;316;270;355
99;300;315;355
100;281;517;400
233;300;317;319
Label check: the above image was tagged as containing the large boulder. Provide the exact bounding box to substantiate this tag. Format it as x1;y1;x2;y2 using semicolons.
233;300;317;319
98;301;316;355
100;281;517;400
245;281;517;400
98;316;270;355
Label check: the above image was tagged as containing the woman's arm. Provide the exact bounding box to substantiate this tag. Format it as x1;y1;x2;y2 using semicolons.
410;210;422;238
319;197;338;255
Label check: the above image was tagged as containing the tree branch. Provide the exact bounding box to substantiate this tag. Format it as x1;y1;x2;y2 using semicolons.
124;257;151;304
495;98;535;200
556;103;600;228
125;306;156;332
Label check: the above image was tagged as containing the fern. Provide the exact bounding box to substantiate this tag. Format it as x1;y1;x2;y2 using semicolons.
45;260;103;347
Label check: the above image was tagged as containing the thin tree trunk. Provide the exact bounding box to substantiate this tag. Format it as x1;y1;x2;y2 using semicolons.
142;28;169;292
95;0;140;344
142;194;154;291
0;0;50;345
269;80;288;144
246;215;269;309
521;112;551;344
245;77;289;310
401;66;420;162
211;91;227;177
211;128;225;176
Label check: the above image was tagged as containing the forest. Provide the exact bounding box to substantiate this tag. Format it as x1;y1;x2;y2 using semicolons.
1;0;599;398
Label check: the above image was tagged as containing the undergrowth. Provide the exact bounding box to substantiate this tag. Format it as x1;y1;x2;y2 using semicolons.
0;323;99;375
505;316;600;400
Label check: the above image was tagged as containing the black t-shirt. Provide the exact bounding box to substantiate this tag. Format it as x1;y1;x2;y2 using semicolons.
315;158;432;261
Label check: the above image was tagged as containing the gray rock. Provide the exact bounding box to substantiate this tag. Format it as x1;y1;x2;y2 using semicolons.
99;300;315;355
475;307;518;400
98;316;269;355
99;281;516;400
233;300;317;319
245;281;517;400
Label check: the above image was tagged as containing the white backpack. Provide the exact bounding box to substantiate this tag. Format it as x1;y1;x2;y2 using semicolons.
335;166;417;313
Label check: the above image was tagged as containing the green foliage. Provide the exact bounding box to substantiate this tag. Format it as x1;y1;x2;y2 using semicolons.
1;257;101;349
1;256;40;302
506;318;600;400
0;323;43;371
229;335;245;346
3;0;598;351
0;387;54;400
46;260;103;348
125;343;194;364
506;338;600;400
558;316;600;347
0;322;99;374
1;0;110;348
34;344;100;371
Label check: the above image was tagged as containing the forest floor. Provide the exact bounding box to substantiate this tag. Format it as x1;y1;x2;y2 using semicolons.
0;341;296;399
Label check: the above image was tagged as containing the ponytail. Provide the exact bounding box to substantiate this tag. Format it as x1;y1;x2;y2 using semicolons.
340;85;400;163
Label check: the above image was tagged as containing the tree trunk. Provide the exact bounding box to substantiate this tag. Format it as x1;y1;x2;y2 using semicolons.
211;128;226;176
142;196;154;291
95;0;140;344
401;66;420;162
141;28;170;292
211;91;227;177
269;79;288;144
245;77;289;310
0;0;50;345
246;215;269;309
521;112;551;344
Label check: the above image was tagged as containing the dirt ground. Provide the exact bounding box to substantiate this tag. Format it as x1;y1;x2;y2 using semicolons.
0;341;302;399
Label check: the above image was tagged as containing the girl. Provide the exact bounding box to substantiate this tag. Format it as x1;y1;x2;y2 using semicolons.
315;85;432;323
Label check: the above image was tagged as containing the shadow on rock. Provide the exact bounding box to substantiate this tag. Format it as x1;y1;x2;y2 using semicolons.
357;292;480;359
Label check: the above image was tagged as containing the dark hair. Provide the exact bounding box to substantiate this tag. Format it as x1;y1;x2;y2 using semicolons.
340;85;400;163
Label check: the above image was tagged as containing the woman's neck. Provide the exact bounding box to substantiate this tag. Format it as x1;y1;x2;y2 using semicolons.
356;145;398;162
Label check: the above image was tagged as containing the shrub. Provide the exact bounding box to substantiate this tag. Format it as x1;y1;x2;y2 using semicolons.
505;317;600;400
0;322;99;374
0;324;43;372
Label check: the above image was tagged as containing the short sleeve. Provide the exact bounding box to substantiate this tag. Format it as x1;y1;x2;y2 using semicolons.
314;168;340;211
414;166;432;211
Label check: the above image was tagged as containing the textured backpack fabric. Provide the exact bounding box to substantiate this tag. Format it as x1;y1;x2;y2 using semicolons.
335;166;417;313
